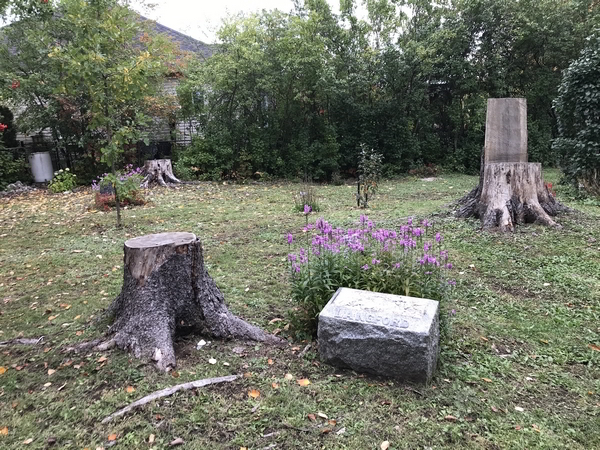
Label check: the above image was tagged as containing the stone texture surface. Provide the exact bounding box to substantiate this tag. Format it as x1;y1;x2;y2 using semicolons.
484;98;528;164
318;288;440;383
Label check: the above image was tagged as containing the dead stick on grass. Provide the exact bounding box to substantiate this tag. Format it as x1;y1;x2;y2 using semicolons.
0;336;44;347
298;344;311;358
101;374;240;424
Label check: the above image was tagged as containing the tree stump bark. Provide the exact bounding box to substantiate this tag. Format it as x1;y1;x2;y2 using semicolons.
457;162;566;231
104;232;281;371
141;159;180;188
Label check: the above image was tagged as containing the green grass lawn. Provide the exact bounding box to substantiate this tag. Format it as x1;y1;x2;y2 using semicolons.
0;171;598;449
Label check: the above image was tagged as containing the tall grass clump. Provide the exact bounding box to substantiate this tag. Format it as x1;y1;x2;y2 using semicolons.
286;213;454;334
293;185;321;213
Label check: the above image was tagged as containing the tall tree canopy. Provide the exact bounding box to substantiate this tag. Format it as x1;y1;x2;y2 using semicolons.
177;0;599;180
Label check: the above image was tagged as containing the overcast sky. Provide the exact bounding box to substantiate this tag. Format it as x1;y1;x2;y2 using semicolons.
131;0;344;44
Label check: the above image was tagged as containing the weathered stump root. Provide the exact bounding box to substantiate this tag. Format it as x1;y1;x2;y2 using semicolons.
456;163;568;231
89;233;281;371
140;159;180;188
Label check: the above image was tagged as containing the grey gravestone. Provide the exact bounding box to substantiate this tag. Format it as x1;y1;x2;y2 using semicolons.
318;288;439;383
484;98;528;164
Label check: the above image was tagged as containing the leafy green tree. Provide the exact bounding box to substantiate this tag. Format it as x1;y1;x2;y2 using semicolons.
1;0;174;225
553;31;600;195
177;0;600;180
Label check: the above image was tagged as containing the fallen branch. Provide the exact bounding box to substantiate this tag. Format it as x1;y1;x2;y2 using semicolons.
298;344;311;359
0;336;44;347
101;374;240;424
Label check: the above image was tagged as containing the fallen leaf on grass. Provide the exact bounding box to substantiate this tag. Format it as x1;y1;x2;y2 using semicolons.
44;382;52;387
336;427;346;435
381;441;390;450
589;344;600;352
268;359;274;365
171;371;179;378
243;372;252;378
297;378;311;387
321;428;332;434
317;412;328;419
444;415;457;422
515;406;524;412
208;358;217;365
248;389;260;399
169;437;184;446
48;315;59;321
307;414;316;422
482;378;492;383
23;438;33;444
0;426;8;435
48;369;56;376
271;382;279;389
328;419;337;426
107;434;117;441
284;373;293;380
76;330;84;336
97;356;107;363
125;386;135;393
0;367;6;375
148;434;155;444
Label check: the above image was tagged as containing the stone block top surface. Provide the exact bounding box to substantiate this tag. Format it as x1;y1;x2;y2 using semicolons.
320;287;439;334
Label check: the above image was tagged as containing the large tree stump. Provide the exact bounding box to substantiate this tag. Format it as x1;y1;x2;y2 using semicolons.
479;163;560;231
141;159;180;188
456;98;567;229
103;232;281;371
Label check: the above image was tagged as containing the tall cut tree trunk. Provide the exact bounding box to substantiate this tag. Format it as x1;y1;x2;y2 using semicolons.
102;232;281;371
456;98;567;230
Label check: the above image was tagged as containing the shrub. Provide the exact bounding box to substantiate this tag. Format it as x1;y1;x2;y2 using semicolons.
92;164;145;208
553;32;600;196
286;215;454;334
48;168;77;193
357;146;383;208
408;163;439;178
0;151;29;190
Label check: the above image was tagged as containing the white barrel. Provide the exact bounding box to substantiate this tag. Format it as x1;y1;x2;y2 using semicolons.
29;152;54;182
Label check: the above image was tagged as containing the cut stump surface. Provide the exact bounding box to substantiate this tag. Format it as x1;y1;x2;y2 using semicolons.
104;232;281;371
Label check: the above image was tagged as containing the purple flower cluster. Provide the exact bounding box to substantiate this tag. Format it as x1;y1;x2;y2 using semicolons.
91;165;143;190
287;215;454;278
119;164;143;182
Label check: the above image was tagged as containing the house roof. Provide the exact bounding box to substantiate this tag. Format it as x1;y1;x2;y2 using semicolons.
2;11;215;59
146;17;215;58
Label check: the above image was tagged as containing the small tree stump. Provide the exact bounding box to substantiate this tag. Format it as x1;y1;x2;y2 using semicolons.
141;159;180;188
104;232;280;371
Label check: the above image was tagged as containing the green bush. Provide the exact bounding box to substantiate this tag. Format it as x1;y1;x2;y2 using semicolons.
0;151;30;190
286;215;454;335
48;168;77;193
553;32;600;196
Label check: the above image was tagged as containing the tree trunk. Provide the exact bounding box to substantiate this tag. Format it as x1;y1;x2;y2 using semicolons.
457;162;566;231
140;159;181;188
104;232;281;371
